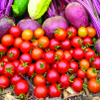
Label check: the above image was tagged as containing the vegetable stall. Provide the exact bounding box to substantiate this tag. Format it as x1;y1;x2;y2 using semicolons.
0;0;100;100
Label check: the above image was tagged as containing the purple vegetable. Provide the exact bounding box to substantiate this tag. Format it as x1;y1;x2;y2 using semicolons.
95;38;100;54
65;2;88;28
18;19;40;32
42;16;68;39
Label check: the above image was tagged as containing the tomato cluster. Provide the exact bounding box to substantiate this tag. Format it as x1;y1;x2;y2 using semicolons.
0;26;100;99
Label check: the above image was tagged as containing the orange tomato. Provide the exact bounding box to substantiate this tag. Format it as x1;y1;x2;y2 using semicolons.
32;40;39;47
55;50;64;60
34;28;45;39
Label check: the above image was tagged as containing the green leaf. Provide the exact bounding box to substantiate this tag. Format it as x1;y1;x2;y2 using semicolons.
53;28;59;34
69;75;74;82
89;57;95;63
83;84;87;90
96;78;100;84
93;38;96;44
40;63;45;69
86;43;93;47
19;94;25;100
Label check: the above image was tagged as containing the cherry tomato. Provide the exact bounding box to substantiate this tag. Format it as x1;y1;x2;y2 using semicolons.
1;34;14;47
14;80;29;95
58;74;70;88
9;26;21;37
73;48;84;60
35;59;47;74
20;41;32;53
71;78;83;92
64;51;72;61
3;62;15;77
31;40;39;47
61;39;71;50
44;50;55;63
0;61;6;75
46;64;51;72
20;53;32;65
66;27;77;38
48;84;61;97
57;60;69;73
34;84;48;98
69;48;74;55
2;56;9;62
49;39;60;50
71;36;83;48
55;50;64;60
7;47;20;61
84;47;92;52
78;27;87;37
47;69;59;84
54;28;66;40
34;75;46;86
51;61;58;70
27;64;35;76
34;28;45;39
13;37;23;48
69;61;78;74
86;27;96;38
31;47;43;60
83;37;93;46
0;75;10;89
10;73;23;85
88;78;100;93
12;60;20;70
0;44;7;55
77;69;86;79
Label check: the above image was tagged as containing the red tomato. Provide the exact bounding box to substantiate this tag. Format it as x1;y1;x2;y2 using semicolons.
51;61;58;70
58;74;70;88
69;48;74;55
47;69;59;84
12;60;20;70
35;59;47;74
2;56;9;62
0;75;10;89
66;27;77;38
34;75;46;86
7;47;20;61
84;47;92;52
0;61;6;75
73;48;84;60
61;39;71;50
32;40;39;48
20;41;32;53
48;84;61;97
83;37;93;46
64;51;72;61
34;84;48;98
55;50;64;60
44;50;55;63
10;73;23;85
14;80;29;95
71;78;83;92
77;69;86;79
0;44;7;56
3;62;15;77
46;63;51;72
9;26;21;37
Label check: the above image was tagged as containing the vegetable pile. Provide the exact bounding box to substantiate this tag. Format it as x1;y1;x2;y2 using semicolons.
0;0;100;100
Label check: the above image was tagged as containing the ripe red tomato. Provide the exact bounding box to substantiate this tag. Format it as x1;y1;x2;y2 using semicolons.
69;61;78;74
14;80;29;95
61;39;71;50
34;75;46;86
83;37;93;46
77;69;86;79
51;61;58;70
57;60;69;73
9;26;21;37
20;53;32;65
71;78;83;92
46;63;51;72
10;73;23;85
35;59;47;74
27;64;35;76
3;62;15;77
2;56;9;62
0;44;7;55
34;84;48;98
73;48;84;60
0;75;10;89
32;40;39;48
20;41;32;53
55;50;64;60
64;51;72;61
44;50;55;63
58;74;70;88
47;69;59;84
0;61;6;75
66;27;77;38
48;84;61;97
12;60;20;70
69;48;74;55
7;47;20;61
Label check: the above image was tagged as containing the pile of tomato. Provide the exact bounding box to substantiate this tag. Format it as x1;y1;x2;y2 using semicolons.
0;25;100;99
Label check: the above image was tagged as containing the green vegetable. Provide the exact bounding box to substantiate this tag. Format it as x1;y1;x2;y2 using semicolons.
28;0;51;19
12;0;29;17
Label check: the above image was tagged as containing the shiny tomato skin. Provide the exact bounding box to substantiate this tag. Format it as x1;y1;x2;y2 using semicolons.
10;73;23;85
69;48;74;55
58;74;70;88
35;59;47;74
14;80;29;95
64;51;72;61
34;75;46;86
48;84;61;98
61;39;71;50
32;40;39;48
0;75;10;89
51;61;58;70
55;50;64;60
2;56;9;62
44;50;55;63
47;69;59;84
71;78;83;92
0;61;6;75
20;53;32;65
12;60;20;70
27;64;35;76
83;37;93;46
7;47;20;61
57;60;69;73
88;78;100;93
73;48;84;60
34;84;48;98
0;43;7;54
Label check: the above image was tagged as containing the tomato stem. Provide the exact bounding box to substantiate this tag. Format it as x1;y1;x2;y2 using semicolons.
89;57;95;63
8;52;14;58
1;61;4;67
83;84;87;90
0;52;4;57
0;89;2;95
67;30;73;38
69;75;74;82
53;28;59;34
40;63;45;69
38;43;43;48
6;67;13;74
31;37;36;42
19;94;26;100
21;60;28;68
55;55;60;61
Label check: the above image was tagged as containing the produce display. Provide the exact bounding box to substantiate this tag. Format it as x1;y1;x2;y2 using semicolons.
0;0;100;100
